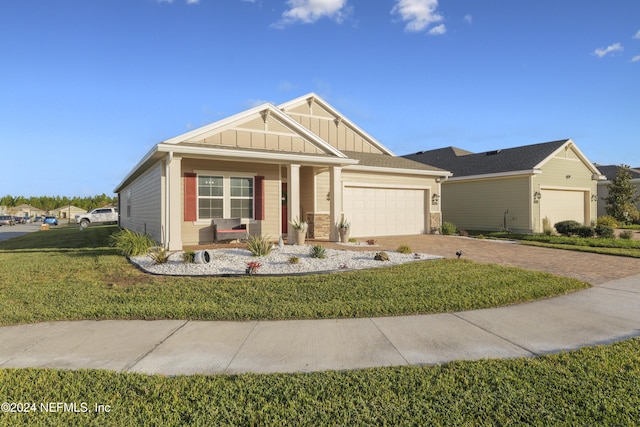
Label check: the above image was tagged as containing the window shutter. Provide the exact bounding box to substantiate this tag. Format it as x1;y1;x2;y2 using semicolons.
255;176;265;220
184;173;197;221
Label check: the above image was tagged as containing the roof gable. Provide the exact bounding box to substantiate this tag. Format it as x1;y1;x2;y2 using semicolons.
405;139;600;178
279;93;395;156
163;103;346;158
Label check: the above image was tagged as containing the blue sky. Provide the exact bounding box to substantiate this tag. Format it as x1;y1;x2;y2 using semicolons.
1;0;639;197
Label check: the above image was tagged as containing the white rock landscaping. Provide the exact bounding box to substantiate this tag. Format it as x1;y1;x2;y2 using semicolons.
130;245;441;276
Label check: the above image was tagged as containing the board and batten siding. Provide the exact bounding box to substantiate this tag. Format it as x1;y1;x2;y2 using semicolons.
532;149;598;229
180;159;281;245
442;176;530;232
119;161;163;244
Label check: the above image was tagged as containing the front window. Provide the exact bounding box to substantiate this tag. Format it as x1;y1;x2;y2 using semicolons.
230;177;253;218
197;175;253;220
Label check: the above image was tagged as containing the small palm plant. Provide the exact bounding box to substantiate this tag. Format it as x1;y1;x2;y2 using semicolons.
309;244;327;259
246;234;272;257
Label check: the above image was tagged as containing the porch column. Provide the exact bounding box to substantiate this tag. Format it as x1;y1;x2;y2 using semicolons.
166;153;183;250
287;164;301;244
329;166;342;242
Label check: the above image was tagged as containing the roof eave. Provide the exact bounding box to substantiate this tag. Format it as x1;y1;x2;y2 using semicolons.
447;169;542;182
158;143;359;166
344;164;452;177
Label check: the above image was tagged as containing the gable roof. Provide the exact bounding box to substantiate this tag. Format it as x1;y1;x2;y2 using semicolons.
279;93;395;156
595;164;640;181
404;139;601;178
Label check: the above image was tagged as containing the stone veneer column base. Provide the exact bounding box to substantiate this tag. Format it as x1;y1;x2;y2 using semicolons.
306;213;331;240
429;212;442;234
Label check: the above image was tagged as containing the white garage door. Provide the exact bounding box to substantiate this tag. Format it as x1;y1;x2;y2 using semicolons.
343;187;426;237
540;189;585;228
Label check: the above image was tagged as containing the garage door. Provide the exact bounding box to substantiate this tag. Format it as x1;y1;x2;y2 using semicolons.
342;187;426;237
540;189;585;228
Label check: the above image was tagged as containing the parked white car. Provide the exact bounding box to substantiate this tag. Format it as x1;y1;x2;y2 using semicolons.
75;207;118;228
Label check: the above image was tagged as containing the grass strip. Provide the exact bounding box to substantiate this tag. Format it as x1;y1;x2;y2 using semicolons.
1;338;639;426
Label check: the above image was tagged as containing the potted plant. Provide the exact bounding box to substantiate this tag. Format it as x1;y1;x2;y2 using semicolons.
337;216;351;243
289;216;308;245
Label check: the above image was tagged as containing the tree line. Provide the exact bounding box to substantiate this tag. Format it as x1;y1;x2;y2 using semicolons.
0;194;117;212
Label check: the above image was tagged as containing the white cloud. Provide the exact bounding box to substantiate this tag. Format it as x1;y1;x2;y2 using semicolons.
429;24;446;35
464;14;472;24
634;30;640;39
594;43;624;58
632;55;640;63
391;0;444;34
272;0;351;29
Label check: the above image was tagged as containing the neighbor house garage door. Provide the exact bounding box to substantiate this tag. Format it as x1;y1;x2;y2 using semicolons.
342;187;426;237
540;189;585;227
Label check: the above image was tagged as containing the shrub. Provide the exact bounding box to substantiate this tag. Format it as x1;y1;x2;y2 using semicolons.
288;256;300;264
396;244;412;254
309;245;327;259
182;249;195;263
595;224;615;239
597;216;618;228
576;226;595;238
458;229;469;237
374;251;390;261
441;222;457;235
554;220;582;236
366;239;376;246
149;247;170;265
246;234;272;257
619;230;634;240
109;228;156;257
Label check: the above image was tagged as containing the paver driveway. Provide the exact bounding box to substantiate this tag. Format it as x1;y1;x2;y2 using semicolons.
320;234;640;284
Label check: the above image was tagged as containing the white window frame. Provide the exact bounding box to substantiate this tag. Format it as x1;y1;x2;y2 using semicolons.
195;171;255;222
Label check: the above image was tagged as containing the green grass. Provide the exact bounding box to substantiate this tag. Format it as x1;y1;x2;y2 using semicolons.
0;226;588;325
1;338;639;426
467;230;640;258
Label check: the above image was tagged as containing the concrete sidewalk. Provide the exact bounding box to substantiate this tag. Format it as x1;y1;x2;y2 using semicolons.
1;274;638;375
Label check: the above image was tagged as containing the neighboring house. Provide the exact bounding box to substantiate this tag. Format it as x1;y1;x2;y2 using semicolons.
595;165;640;218
7;204;46;218
53;205;87;220
115;94;450;250
404;139;603;233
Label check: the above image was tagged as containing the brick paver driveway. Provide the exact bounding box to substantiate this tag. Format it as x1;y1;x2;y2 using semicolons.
321;234;640;285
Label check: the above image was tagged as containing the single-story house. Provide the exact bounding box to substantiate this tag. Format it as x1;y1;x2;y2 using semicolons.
8;204;46;218
404;139;603;233
115;94;451;250
53;205;87;220
595;164;640;218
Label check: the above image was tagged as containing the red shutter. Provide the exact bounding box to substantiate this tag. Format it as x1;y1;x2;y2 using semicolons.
184;173;197;221
255;176;265;220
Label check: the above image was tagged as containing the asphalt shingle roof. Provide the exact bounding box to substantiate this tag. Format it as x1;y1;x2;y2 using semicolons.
595;164;640;181
403;139;570;177
341;150;448;173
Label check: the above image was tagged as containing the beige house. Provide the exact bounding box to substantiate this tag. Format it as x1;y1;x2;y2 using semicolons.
596;165;640;218
115;94;450;250
405;139;603;233
8;204;46;218
53;205;87;220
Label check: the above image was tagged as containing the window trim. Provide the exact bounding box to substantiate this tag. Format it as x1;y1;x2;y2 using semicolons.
195;171;256;222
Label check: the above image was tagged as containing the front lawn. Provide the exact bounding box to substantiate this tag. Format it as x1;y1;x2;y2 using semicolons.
468;230;640;258
1;338;639;426
0;226;588;325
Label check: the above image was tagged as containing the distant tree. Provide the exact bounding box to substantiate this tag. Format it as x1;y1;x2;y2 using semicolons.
604;165;640;223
